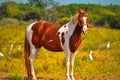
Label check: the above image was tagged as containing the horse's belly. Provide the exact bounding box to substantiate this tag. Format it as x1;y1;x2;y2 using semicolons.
41;37;63;52
43;42;63;52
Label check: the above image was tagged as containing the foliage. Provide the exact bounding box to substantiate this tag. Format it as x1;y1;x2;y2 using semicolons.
0;1;120;29
57;17;69;25
0;1;42;21
24;11;40;21
52;4;120;29
28;0;58;9
107;14;120;29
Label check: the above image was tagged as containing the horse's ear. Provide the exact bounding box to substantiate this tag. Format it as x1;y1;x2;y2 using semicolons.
78;9;82;14
85;7;88;13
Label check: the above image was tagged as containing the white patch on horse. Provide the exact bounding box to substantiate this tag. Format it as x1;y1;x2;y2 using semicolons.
48;40;53;42
57;25;68;49
57;21;77;50
83;17;88;33
26;22;35;47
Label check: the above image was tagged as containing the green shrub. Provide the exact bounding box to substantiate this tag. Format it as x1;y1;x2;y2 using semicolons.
24;11;41;21
107;15;120;29
57;17;69;25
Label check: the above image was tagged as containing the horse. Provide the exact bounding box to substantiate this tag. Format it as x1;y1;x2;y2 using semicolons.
24;8;89;80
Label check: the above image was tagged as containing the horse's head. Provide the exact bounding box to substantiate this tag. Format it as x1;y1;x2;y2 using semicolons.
78;8;89;35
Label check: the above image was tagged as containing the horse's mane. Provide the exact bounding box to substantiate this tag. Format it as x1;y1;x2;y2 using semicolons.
71;13;79;24
71;10;84;24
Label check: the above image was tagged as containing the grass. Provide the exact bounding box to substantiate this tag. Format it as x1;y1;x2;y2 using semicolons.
0;24;120;80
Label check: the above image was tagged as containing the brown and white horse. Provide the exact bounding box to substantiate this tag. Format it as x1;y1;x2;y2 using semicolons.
24;8;89;80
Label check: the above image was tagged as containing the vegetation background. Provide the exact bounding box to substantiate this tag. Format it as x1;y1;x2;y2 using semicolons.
0;0;120;80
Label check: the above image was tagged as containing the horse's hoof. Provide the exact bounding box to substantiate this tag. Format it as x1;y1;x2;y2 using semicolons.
71;76;75;80
71;77;75;80
32;78;37;80
32;77;37;80
67;77;71;80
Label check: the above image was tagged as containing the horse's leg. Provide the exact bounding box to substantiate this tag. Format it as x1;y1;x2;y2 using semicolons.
65;49;71;80
30;46;38;80
70;51;77;80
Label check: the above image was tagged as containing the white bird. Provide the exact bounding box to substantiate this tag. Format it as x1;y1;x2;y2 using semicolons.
106;41;110;49
18;45;22;51
89;51;93;61
0;52;4;57
9;44;14;54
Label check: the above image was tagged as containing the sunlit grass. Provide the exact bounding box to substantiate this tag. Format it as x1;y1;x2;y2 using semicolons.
0;25;120;80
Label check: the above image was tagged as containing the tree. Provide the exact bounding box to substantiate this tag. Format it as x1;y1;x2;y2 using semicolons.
24;11;40;21
107;15;120;29
28;0;58;9
0;1;17;18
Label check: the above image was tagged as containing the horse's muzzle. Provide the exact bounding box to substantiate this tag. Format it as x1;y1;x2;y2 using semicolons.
83;25;88;35
83;30;88;35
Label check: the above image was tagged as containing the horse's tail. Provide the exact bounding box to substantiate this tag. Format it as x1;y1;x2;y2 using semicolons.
24;35;32;79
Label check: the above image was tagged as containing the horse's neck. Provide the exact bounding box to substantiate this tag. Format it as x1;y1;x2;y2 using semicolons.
75;24;83;35
67;20;76;27
64;21;77;37
67;21;82;36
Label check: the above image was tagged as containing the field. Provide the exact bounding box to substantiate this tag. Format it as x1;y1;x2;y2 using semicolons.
0;24;120;80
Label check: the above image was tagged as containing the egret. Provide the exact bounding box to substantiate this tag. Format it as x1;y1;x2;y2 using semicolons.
106;41;110;49
0;52;4;57
89;51;93;61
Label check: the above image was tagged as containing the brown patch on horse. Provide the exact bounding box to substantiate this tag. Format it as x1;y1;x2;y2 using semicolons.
57;32;60;36
61;32;65;45
31;21;63;51
69;24;82;52
32;23;42;48
64;25;66;28
24;36;32;79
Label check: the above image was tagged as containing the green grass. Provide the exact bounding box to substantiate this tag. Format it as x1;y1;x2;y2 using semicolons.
0;25;120;80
